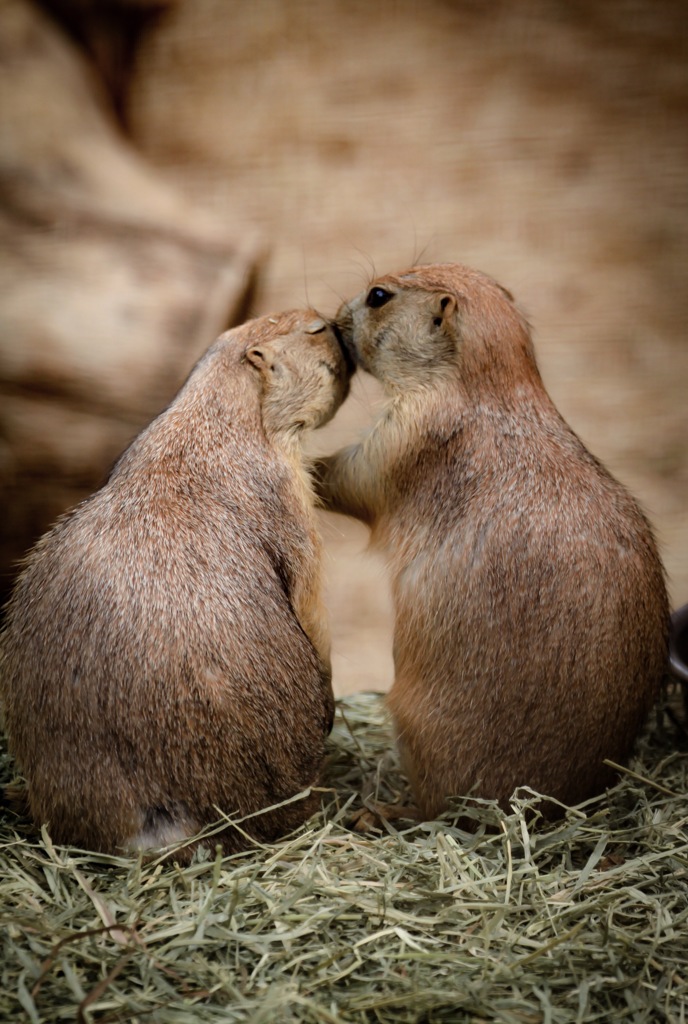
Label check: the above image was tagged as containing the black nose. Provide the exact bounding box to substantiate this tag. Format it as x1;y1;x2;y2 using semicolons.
331;320;358;376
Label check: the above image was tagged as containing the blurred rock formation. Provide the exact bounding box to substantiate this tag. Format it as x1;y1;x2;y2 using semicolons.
0;0;259;600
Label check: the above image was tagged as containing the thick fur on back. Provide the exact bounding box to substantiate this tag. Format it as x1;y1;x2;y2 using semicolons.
319;263;669;818
0;310;351;857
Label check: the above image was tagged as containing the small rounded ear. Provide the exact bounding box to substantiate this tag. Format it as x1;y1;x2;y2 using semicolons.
432;294;457;328
246;344;274;370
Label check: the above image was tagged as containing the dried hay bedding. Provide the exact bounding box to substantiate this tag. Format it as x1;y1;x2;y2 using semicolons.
1;690;687;1024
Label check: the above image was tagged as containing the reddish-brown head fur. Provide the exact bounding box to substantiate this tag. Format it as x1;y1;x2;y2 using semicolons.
336;263;539;401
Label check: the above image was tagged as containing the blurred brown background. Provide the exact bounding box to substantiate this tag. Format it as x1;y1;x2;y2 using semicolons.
2;0;687;695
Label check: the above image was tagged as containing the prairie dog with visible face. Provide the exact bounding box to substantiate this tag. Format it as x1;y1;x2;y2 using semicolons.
318;263;669;819
0;310;352;858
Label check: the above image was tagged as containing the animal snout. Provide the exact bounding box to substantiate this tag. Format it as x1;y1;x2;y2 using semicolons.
331;308;358;374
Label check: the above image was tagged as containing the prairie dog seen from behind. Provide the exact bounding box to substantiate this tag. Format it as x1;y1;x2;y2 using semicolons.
0;310;352;858
318;263;669;818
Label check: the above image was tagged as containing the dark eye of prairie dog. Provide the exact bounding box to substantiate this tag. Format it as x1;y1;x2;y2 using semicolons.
366;287;393;309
